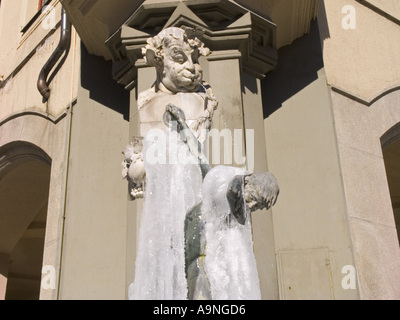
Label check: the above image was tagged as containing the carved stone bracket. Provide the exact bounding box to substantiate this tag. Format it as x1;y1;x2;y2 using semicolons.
106;0;278;90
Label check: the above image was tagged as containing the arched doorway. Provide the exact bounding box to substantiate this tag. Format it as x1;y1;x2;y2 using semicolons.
382;124;400;246
0;141;51;300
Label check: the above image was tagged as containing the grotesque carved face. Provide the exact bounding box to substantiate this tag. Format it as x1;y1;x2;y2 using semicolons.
143;27;210;93
161;38;203;93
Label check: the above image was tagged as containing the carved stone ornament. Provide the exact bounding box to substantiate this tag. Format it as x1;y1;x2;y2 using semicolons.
106;0;278;90
122;136;145;200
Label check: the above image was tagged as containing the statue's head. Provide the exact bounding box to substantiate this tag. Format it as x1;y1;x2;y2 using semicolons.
142;27;211;93
244;172;279;212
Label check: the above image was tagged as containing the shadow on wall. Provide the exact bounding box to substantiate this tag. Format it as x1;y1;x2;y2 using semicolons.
80;43;130;121
262;19;326;119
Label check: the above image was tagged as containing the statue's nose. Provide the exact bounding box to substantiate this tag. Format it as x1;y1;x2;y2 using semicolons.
184;58;195;72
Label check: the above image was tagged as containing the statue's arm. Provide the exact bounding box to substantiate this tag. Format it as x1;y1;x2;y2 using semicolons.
164;103;211;179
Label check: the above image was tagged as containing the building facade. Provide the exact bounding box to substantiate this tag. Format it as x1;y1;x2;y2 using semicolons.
0;0;399;300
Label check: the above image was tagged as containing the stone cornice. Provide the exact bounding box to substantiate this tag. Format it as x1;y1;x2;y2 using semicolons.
60;0;144;60
106;0;278;90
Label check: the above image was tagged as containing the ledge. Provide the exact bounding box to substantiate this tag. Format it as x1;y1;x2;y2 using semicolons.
0;99;76;127
331;84;400;107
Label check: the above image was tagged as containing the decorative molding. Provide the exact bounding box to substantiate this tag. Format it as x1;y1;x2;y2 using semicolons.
0;99;76;127
60;0;144;60
206;49;242;61
106;0;278;90
331;84;400;107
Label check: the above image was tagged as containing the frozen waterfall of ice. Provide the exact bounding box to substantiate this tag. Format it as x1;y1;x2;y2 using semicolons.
128;129;202;300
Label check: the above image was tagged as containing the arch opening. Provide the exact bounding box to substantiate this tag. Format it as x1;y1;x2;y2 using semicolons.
0;141;51;300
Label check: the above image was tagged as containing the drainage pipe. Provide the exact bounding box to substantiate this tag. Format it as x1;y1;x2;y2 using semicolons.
37;7;71;102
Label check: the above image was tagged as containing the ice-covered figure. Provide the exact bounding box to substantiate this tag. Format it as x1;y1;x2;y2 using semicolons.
202;166;278;300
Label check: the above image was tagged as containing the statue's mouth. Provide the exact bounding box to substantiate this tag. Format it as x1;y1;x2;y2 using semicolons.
181;71;201;83
183;75;199;83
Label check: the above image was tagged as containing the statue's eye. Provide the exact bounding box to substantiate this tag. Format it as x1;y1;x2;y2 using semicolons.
171;49;186;63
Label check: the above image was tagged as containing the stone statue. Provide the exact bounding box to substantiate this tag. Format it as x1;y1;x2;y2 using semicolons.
122;26;279;300
122;26;218;199
138;26;218;139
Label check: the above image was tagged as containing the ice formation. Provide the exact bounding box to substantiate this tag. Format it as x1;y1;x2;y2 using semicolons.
202;166;261;300
128;123;264;300
128;130;202;300
128;130;262;300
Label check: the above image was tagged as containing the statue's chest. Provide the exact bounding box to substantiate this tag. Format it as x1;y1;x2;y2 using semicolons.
139;92;206;136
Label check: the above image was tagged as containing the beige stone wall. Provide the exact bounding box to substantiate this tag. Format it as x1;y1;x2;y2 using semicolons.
263;0;400;300
330;89;400;299
264;66;358;300
321;0;400;299
241;72;279;300
0;0;80;122
323;0;400;103
57;46;131;299
361;0;400;22
0;0;81;299
0;0;132;297
58;87;130;300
